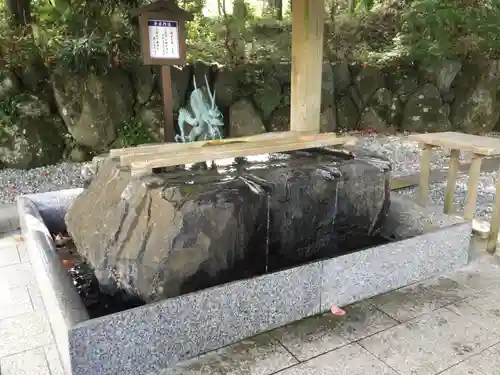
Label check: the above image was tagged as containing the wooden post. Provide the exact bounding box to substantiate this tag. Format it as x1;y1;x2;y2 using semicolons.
463;153;483;220
487;166;500;253
161;65;175;142
290;0;325;133
417;144;432;206
132;1;193;143
443;149;460;214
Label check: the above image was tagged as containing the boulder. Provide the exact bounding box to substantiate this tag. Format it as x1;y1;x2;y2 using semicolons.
67;160;268;300
327;145;391;250
252;76;282;120
170;65;191;111
269;105;336;134
66;148;391;303
419;59;462;94
273;63;291;85
192;61;210;89
348;85;363;111
238;64;283;121
16;60;49;92
213;66;239;109
451;59;500;134
332;62;351;94
68;145;91;162
354;66;385;104
229;99;266;137
372;87;392;108
81;153;108;188
268;106;290;132
52;68;134;151
0;94;66;168
387;69;418;103
401;83;451;133
0;71;20;100
282;84;291;107
321;63;335;109
358;88;397;132
133;66;156;105
320;106;337;133
135;95;165;142
359;107;389;133
336;94;359;130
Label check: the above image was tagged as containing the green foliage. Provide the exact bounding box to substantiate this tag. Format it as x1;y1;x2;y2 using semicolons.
185;14;225;61
355;0;375;12
56;33;140;75
0;93;28;127
351;0;500;65
0;93;28;143
116;119;155;147
0;8;40;70
3;0;500;78
1;0;141;75
400;0;500;60
180;0;207;14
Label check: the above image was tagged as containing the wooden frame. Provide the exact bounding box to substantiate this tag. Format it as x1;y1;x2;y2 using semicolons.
410;132;500;254
129;0;327;142
290;0;325;133
122;1;339;167
113;131;356;170
132;0;193;142
138;12;188;66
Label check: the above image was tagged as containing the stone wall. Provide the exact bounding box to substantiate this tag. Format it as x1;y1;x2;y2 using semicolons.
1;57;500;168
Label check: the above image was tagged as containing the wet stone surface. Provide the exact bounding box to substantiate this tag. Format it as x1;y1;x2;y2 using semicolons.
65;147;392;304
54;234;144;318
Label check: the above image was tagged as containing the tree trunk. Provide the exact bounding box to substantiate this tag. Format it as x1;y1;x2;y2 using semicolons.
275;0;283;20
5;0;32;26
267;0;283;19
348;0;355;14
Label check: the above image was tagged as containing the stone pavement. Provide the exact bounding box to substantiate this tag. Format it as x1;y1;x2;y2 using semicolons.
0;204;64;375
163;238;500;375
2;204;500;375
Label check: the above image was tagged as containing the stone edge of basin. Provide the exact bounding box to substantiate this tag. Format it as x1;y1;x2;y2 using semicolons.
18;189;471;375
17;188;88;375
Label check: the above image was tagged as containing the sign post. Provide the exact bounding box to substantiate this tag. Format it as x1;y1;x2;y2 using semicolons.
132;0;193;142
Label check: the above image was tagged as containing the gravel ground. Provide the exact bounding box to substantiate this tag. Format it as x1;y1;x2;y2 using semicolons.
1;133;500;215
353;132;496;178
396;171;499;221
354;131;500;221
0;162;85;204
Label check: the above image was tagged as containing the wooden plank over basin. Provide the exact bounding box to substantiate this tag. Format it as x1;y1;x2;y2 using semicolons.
111;131;322;159
117;132;356;170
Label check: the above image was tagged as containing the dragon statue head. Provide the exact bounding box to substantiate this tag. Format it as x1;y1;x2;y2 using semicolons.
200;75;224;139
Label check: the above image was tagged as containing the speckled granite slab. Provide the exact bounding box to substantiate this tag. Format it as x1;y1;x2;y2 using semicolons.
17;189;87;375
17;190;471;375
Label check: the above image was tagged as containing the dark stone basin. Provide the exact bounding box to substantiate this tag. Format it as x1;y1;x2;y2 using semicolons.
65;146;391;303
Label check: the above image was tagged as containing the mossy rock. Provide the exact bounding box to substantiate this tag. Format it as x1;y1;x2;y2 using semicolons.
0;95;65;168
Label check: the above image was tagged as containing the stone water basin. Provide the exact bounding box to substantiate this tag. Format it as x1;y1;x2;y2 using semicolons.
17;148;471;375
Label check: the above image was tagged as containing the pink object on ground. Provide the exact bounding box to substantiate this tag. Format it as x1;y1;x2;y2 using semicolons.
331;304;346;316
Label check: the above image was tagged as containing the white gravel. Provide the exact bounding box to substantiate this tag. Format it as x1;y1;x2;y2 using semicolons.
1;133;500;219
396;171;499;221
354;131;500;221
354;133;490;178
0;162;85;204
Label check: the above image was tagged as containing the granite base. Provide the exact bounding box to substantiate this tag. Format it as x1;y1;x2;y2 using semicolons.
17;189;471;375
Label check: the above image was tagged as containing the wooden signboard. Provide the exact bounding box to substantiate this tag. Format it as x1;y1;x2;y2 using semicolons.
132;0;193;142
137;12;189;66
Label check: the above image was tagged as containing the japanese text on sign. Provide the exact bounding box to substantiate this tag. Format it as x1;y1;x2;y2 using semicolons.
148;20;180;59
